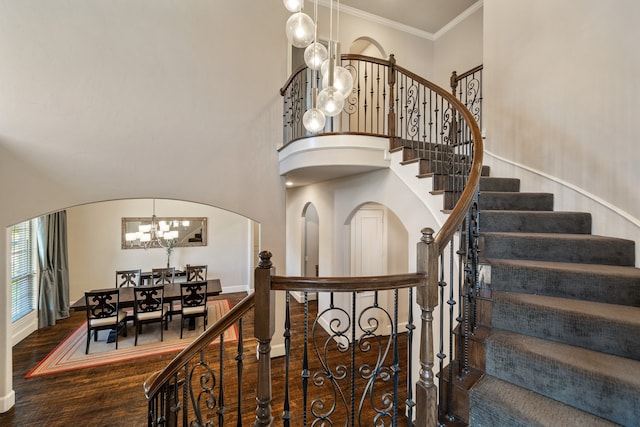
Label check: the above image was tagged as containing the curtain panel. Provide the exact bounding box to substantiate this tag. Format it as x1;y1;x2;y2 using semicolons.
37;211;70;327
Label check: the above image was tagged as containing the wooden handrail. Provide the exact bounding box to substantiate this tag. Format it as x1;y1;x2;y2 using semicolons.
143;292;255;399
271;272;426;292
391;62;484;253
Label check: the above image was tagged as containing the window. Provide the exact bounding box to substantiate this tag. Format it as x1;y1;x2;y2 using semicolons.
11;220;37;322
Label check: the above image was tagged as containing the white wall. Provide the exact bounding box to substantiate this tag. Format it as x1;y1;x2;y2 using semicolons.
315;4;434;77
0;0;288;412
66;199;252;303
483;0;640;262
433;3;484;89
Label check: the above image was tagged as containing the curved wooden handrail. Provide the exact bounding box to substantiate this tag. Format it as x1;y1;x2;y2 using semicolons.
279;64;309;96
391;62;484;252
143;292;255;399
271;272;426;292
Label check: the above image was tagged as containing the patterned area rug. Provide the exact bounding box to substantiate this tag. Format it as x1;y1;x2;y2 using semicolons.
27;299;235;378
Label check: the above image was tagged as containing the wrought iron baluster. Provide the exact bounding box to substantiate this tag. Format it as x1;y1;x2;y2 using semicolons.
218;335;226;425
236;318;244;427
283;291;292;425
406;287;416;422
302;291;310;427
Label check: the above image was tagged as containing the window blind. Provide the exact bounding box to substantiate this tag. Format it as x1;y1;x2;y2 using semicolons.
11;220;36;322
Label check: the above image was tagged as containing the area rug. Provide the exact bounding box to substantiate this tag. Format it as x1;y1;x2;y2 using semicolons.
27;299;236;378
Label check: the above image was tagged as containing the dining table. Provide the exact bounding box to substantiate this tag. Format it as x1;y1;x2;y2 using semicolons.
70;279;222;312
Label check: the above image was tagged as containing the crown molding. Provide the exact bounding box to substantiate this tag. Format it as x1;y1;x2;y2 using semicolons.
316;0;435;41
433;0;483;40
315;0;483;42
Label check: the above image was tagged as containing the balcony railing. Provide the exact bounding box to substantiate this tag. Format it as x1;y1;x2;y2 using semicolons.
144;57;483;426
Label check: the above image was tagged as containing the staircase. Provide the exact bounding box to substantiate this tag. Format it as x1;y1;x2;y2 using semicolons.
464;170;640;426
397;143;640;425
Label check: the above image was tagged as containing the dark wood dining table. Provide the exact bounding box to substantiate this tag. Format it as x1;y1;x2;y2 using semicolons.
70;279;222;312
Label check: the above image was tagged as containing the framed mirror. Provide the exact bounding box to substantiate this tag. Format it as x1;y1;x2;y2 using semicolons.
121;217;207;249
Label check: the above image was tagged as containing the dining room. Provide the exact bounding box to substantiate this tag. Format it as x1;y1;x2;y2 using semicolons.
65;198;258;313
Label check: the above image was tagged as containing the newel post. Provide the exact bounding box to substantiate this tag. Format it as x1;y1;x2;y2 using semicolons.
415;228;439;427
387;54;397;143
254;251;275;426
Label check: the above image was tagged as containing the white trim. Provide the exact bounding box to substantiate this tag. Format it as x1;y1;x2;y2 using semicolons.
12;310;37;346
316;0;435;41
485;149;640;229
316;0;484;41
433;1;484;40
0;390;15;413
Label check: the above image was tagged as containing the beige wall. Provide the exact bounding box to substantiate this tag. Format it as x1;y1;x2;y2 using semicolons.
0;0;288;411
483;0;640;259
66;199;253;303
433;3;484;89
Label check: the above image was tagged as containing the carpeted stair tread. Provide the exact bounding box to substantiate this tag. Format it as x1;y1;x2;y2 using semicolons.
479;191;554;211
469;375;619;427
480;210;592;234
492;291;640;360
479;177;520;192
481;258;640;306
485;330;640;426
480;232;636;266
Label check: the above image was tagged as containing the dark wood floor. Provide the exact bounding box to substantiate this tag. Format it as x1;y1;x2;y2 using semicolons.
1;292;410;426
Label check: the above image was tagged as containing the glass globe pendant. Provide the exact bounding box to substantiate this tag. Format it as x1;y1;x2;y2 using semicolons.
285;12;315;48
304;42;328;70
304;88;326;133
303;108;326;132
317;86;344;117
322;65;353;97
282;0;303;12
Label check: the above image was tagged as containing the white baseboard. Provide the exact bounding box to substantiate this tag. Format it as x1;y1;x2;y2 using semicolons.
0;390;15;413
221;284;250;295
290;291;317;303
12;311;38;346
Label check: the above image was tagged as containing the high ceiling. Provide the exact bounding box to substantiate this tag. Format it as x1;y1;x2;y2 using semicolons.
338;0;478;34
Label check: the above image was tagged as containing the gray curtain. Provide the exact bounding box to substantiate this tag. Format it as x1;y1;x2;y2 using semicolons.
37;211;70;328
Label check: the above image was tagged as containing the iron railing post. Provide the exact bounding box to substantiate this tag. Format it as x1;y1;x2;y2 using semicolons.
387;54;397;146
254;251;275;426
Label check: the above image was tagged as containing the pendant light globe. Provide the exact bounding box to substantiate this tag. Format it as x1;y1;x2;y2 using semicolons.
285;12;315;48
317;86;345;117
282;0;304;12
322;65;353;97
304;42;328;70
303;108;326;133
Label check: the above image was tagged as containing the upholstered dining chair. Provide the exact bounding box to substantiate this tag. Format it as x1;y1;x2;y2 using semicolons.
179;281;208;338
115;269;142;287
185;264;208;282
151;267;175;285
84;289;128;354
132;285;170;345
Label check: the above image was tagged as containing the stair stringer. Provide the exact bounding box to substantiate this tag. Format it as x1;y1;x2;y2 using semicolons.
389;149;449;228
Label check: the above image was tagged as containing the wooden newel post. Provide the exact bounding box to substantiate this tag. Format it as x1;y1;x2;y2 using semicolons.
254;251;275;426
415;228;439;427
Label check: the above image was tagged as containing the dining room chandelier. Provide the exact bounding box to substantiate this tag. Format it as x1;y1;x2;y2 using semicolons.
283;0;353;132
125;200;182;249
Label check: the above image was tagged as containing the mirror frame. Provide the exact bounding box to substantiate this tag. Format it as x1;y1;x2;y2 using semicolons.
121;217;207;249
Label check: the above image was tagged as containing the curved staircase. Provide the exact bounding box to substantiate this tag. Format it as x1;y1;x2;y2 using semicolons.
465;170;640;426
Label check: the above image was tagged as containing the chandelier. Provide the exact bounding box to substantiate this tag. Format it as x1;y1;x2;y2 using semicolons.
125;200;184;249
283;0;353;133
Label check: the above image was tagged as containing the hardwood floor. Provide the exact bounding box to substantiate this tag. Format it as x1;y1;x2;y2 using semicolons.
1;292;410;426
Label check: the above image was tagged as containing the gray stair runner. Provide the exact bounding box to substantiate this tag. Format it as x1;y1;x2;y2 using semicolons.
467;170;640;426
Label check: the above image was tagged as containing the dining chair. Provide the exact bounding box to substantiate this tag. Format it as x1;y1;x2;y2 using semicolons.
133;285;170;345
179;281;208;338
84;289;128;354
151;267;175;285
185;264;208;282
115;269;142;287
